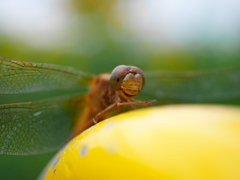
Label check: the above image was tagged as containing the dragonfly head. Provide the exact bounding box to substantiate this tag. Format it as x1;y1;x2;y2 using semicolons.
110;65;145;99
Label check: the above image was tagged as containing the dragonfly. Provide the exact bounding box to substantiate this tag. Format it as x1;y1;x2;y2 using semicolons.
0;56;240;156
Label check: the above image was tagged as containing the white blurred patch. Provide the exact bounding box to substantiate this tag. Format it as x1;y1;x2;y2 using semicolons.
117;0;240;47
0;0;74;48
0;0;240;49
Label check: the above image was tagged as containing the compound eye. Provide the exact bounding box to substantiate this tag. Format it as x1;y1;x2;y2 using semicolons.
110;65;130;91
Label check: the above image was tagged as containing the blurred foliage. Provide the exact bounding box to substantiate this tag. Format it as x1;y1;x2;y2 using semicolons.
0;0;240;179
72;0;117;14
0;153;54;180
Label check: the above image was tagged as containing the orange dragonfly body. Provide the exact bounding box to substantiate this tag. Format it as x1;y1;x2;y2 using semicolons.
72;70;155;138
0;57;240;155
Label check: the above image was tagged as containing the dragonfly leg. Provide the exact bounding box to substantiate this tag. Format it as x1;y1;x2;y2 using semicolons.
119;106;125;113
93;100;156;124
117;99;156;107
93;102;118;124
128;105;137;110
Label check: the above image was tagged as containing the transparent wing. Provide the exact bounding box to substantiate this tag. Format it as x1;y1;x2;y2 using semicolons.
0;93;83;155
0;56;95;94
143;68;240;104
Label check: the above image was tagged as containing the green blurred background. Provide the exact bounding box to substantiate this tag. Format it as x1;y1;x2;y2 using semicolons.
0;0;239;179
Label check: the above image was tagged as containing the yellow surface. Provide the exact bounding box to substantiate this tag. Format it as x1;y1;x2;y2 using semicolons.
41;105;240;180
